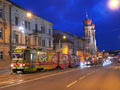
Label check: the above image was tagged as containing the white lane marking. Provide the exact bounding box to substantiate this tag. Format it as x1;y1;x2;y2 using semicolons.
0;68;81;89
66;80;78;88
79;75;86;80
66;69;100;88
0;80;16;84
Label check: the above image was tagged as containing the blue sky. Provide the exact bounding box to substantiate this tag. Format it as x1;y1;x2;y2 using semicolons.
10;0;120;51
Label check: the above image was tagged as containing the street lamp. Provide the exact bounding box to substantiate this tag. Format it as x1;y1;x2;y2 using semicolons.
63;35;67;39
27;12;32;18
57;35;67;68
19;25;25;44
108;0;120;10
59;35;67;52
10;11;32;60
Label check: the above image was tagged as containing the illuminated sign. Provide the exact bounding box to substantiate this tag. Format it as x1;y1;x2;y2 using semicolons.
13;49;23;53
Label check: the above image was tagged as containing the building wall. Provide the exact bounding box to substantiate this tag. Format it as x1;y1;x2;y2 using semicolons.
0;0;11;66
11;3;53;51
54;42;73;54
0;0;53;67
53;29;84;55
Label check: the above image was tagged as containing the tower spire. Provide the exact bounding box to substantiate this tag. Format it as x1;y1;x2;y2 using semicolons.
86;10;88;19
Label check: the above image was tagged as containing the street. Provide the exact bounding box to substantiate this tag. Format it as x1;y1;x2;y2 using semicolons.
0;63;119;90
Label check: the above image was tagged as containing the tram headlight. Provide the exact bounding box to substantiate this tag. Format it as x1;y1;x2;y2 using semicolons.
11;64;14;67
20;64;23;67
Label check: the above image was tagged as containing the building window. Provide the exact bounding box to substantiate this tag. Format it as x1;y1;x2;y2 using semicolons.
33;36;37;46
41;26;45;33
0;8;2;18
15;34;18;44
38;37;41;46
49;28;51;35
88;31;90;36
15;16;19;26
49;40;51;48
42;40;45;47
25;20;27;29
0;28;2;38
28;22;31;30
25;36;29;45
0;52;3;60
35;24;38;30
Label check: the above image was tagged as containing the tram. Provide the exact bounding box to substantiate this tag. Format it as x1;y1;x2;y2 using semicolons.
11;47;80;73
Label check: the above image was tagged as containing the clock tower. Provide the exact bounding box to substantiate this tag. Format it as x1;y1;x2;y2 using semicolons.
83;12;97;55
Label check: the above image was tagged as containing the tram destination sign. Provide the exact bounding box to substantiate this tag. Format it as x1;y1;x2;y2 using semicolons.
13;49;23;53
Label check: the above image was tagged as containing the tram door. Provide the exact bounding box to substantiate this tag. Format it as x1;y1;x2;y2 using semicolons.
30;50;36;69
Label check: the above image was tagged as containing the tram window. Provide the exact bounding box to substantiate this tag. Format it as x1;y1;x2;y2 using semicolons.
30;53;36;62
24;53;30;62
52;54;56;62
13;54;23;59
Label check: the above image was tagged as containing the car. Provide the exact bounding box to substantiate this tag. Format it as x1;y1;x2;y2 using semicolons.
118;59;120;63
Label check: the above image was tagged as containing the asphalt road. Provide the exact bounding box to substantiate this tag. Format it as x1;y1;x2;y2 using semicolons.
0;63;120;90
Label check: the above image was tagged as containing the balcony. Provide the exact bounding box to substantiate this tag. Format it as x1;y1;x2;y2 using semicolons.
33;29;41;34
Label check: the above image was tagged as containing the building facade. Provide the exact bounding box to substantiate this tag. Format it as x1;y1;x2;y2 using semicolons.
0;0;11;66
53;31;73;54
0;0;53;66
83;13;97;55
10;2;53;51
53;29;84;55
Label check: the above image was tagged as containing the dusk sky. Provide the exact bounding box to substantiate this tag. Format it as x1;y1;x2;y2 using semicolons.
10;0;120;51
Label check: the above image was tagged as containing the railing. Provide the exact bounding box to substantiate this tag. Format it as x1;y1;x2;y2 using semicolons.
33;29;41;34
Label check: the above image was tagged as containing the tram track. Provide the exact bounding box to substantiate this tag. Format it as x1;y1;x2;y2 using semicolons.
0;67;82;87
0;66;95;89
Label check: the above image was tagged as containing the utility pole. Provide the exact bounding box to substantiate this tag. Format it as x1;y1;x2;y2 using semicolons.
9;6;12;60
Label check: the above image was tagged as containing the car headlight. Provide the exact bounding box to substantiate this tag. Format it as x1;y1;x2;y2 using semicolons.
88;62;90;64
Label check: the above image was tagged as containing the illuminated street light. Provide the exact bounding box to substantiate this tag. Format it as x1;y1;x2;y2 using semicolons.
27;12;32;17
19;26;24;33
63;35;67;39
108;0;120;10
59;35;67;52
19;26;24;31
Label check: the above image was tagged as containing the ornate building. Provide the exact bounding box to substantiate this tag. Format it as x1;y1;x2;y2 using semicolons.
0;0;53;67
0;0;11;66
83;12;97;55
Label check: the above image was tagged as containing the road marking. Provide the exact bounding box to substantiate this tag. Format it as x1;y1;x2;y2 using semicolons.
79;75;86;80
66;80;78;88
0;68;81;89
66;69;100;88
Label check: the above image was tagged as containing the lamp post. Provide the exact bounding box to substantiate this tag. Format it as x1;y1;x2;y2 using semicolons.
57;35;66;68
59;35;66;53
